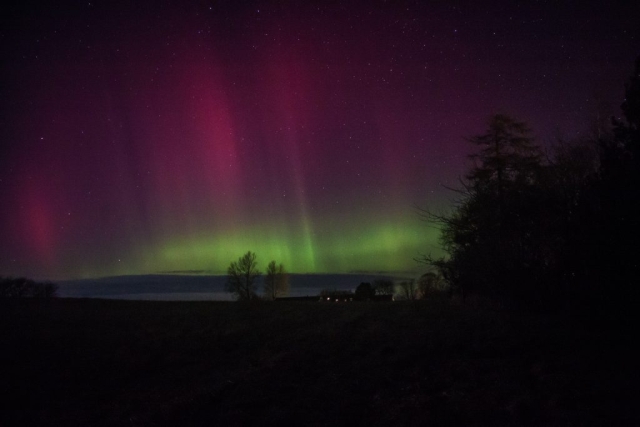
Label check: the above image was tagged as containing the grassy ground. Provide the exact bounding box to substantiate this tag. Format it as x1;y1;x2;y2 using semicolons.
0;298;636;426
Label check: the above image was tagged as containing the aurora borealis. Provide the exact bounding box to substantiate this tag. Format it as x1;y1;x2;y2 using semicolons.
1;1;638;280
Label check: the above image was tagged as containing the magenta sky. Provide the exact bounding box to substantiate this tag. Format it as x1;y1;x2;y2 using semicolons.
1;1;638;279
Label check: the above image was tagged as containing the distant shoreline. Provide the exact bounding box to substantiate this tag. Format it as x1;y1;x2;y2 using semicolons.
56;273;408;301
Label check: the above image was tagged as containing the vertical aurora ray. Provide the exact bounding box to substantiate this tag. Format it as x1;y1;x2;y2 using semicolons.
261;47;319;272
21;182;57;268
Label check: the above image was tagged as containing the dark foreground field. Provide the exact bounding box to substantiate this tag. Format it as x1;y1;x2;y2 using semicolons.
1;298;636;426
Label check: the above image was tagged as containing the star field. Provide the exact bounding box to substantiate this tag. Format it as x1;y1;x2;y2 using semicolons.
0;1;638;279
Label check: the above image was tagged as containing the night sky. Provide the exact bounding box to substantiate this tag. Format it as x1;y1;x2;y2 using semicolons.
1;1;638;280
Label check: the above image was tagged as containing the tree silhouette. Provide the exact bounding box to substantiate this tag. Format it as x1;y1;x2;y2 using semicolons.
355;282;374;301
398;280;418;301
420;114;546;302
417;272;445;299
563;55;640;313
226;251;261;301
264;260;289;300
466;114;541;220
419;57;640;313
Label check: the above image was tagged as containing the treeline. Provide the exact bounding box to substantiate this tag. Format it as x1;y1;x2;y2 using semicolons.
0;277;58;298
421;56;640;315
